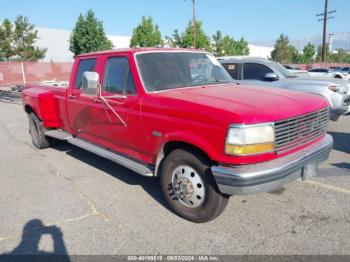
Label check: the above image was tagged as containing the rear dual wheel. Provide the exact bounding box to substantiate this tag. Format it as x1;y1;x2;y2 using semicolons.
160;149;229;223
29;113;50;149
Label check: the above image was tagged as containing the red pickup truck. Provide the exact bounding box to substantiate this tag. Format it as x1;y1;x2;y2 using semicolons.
22;48;333;222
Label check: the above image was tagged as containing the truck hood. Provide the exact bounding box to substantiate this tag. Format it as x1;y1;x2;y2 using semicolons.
154;83;328;124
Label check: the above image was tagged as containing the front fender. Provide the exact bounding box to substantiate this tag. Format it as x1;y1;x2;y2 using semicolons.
161;131;218;160
153;131;220;177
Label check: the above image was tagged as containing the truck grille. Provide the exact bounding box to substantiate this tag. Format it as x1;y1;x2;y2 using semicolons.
274;108;329;154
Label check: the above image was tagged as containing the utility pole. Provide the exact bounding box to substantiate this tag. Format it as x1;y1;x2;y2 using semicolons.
317;0;336;62
192;0;196;48
185;0;196;48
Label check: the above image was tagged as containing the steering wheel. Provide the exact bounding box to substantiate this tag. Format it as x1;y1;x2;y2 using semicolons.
193;74;207;84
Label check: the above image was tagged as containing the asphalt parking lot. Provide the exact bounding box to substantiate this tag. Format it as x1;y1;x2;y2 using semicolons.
0;92;349;256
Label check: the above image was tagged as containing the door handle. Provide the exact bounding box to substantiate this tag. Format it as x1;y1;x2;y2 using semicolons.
68;94;77;99
94;98;102;103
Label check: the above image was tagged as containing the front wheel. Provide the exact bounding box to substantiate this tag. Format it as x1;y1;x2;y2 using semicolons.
160;149;229;223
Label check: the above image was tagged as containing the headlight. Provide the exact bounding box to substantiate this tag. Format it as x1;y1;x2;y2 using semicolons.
225;124;275;156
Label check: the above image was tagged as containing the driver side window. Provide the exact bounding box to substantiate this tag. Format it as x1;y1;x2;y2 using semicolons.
243;63;273;80
102;57;136;94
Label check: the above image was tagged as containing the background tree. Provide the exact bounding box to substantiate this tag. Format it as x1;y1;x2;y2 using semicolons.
314;45;350;63
69;10;113;57
165;29;182;48
329;49;350;63
11;16;46;61
0;19;15;61
130;16;163;48
271;34;296;64
302;42;316;64
290;46;303;64
212;30;224;56
316;44;330;62
211;31;249;56
181;20;211;50
167;20;210;50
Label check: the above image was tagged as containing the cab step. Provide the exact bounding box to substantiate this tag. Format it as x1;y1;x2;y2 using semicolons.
68;138;154;177
45;129;73;141
45;129;154;177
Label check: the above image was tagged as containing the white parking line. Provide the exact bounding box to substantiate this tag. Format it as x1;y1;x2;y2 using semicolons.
306;180;350;194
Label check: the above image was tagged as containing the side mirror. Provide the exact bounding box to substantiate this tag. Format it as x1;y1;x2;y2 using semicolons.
264;72;279;82
82;71;101;96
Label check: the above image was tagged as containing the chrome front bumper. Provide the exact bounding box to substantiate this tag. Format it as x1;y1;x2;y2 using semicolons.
211;135;333;195
330;92;350;119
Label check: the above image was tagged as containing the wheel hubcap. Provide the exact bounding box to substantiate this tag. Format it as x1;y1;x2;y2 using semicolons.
171;165;205;208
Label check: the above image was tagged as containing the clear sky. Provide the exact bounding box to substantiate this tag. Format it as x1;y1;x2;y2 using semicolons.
1;0;349;42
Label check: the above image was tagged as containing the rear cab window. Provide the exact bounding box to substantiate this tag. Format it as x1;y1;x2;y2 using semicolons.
221;63;241;80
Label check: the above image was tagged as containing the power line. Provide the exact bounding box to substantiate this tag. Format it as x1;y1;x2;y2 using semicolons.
317;0;336;62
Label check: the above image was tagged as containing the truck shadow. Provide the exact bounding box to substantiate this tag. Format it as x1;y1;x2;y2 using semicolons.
332;162;350;170
328;131;350;155
52;142;170;211
326;131;350;174
0;219;70;260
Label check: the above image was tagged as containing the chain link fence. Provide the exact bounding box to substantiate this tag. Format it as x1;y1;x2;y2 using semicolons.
1;61;350;88
0;62;72;87
290;63;350;70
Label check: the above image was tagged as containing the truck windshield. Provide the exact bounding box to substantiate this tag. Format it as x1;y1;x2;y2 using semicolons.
136;52;233;92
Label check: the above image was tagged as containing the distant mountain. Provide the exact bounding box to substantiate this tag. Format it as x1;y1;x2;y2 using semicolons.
251;32;350;51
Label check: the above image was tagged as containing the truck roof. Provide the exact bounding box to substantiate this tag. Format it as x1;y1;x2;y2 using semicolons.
77;47;206;58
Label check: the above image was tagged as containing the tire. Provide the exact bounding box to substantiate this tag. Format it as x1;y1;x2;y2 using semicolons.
160;148;229;223
28;113;50;149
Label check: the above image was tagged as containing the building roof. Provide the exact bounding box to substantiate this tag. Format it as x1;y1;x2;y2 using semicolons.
36;28;131;62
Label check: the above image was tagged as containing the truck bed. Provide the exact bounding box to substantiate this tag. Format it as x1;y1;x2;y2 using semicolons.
22;84;68;129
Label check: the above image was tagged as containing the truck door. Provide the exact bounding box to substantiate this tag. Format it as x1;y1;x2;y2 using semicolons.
87;54;142;156
66;54;142;159
66;57;100;138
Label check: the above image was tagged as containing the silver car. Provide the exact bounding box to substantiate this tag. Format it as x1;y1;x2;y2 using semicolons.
308;68;350;80
218;57;350;121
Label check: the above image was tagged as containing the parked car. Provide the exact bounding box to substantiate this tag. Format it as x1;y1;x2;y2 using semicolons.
329;66;343;71
218;57;350;121
283;64;309;76
340;67;350;74
22;48;333;222
308;68;349;80
283;65;300;70
40;80;69;87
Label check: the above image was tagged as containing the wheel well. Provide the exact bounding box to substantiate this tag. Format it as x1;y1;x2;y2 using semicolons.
154;141;215;177
24;105;34;115
162;141;214;165
24;105;41;119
